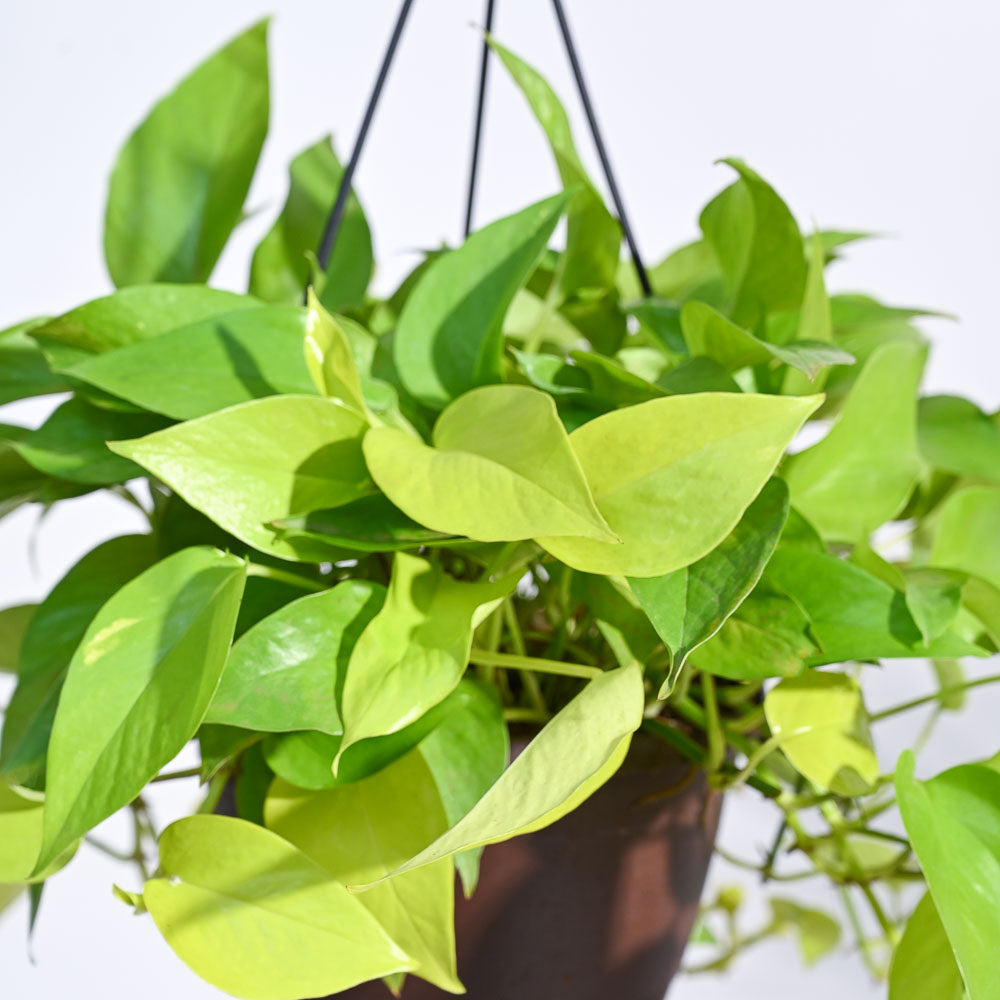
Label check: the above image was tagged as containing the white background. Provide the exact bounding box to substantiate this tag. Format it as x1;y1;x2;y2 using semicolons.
1;1;998;997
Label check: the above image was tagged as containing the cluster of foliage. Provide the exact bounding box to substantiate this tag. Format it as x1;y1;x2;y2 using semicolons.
2;19;999;999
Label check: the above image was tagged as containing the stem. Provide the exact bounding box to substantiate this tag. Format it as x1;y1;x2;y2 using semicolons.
869;672;1000;722
860;882;898;945
468;648;601;680
246;563;326;593
150;766;202;783
702;674;725;773
503;600;547;714
840;887;883;978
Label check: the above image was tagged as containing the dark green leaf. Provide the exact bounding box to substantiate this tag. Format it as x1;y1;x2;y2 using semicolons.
0;318;70;405
0;603;35;674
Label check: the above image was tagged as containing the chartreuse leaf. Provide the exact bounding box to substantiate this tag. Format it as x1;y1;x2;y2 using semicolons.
769;898;841;965
336;552;514;768
144;815;412;1000
110;395;372;560
0;318;70;405
0;535;157;783
784;339;926;541
304;290;370;417
266;750;462;993
889;891;965;1000
354;663;644;887
394;192;570;409
205;580;384;734
33;547;246;874
364;385;617;543
65;306;316;420
680;302;851;378
104;21;269;286
930;486;1000;589
31;285;256;368
271;494;455;555
764;672;878;796
250;136;372;312
630;478;789;696
918;395;1000;483
0;603;35;674
699;159;806;327
491;40;620;298
904;568;966;645
538;393;821;577
764;548;983;663
783;232;837;395
14;397;168;485
0;785;43;882
896;754;1000;1000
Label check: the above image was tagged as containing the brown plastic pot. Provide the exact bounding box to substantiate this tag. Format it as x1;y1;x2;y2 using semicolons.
337;731;721;1000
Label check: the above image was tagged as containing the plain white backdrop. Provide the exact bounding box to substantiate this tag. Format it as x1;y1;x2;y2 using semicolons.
1;2;998;997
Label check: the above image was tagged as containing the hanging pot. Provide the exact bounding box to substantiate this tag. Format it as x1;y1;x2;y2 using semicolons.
339;731;721;1000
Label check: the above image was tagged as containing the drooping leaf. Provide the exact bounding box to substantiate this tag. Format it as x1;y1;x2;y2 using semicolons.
249;136;372;312
31;285;256;368
0;318;70;405
917;395;1000;484
904;568;966;645
764;548;983;662
0;535;158;783
336;552;514;767
0;603;35;674
14;397;169;485
896;754;1000;1000
144;815;412;1000
353;663;644;887
205;581;384;735
888;891;965;1000
630;478;790;695
699;159;806;328
491;41;620;299
764;672;878;796
929;486;1000;589
783;339;926;541
364;385;617;544
33;547;246;874
65;306;316;420
394;192;570;409
110;395;372;560
537;392;821;577
104;21;270;286
266;750;461;993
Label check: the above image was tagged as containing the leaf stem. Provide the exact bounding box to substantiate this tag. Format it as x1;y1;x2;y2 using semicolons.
869;672;1000;721
150;766;202;783
503;599;547;714
702;674;725;773
468;648;601;680
246;562;327;593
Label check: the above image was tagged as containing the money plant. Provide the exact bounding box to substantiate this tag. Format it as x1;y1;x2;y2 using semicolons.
2;19;999;1000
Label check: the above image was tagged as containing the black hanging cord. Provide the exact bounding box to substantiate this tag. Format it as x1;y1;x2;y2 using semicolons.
463;0;497;237
316;0;416;272
549;0;652;297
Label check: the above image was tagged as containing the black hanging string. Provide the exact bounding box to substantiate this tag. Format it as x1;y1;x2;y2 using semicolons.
549;0;652;297
316;0;416;272
463;0;497;237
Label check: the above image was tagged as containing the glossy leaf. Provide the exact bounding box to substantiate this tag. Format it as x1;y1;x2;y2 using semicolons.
896;754;1000;1000
764;672;878;795
104;22;269;286
930;486;1000;589
206;581;385;734
304;290;369;416
110;395;372;560
765;548;982;663
364;384;617;542
250;137;372;311
0;603;35;674
34;547;246;873
0;535;158;782
630;478;790;695
15;396;168;485
784;339;926;541
336;552;514;766
31;284;256;368
918;395;1000;484
144;815;412;1000
394;192;570;409
889;891;965;1000
0;318;70;404
66;306;315;420
699;159;806;327
266;750;461;993
354;663;644;886
491;41;620;298
538;392;821;577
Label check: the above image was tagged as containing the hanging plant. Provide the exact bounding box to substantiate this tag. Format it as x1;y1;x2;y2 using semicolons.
2;11;999;1000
